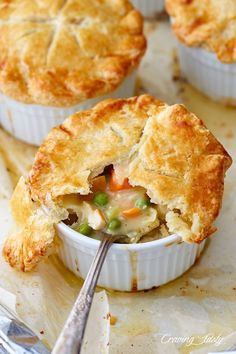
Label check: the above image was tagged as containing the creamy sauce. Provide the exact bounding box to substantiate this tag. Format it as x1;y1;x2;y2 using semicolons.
62;170;164;243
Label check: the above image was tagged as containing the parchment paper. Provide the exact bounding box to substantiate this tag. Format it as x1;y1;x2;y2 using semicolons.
0;20;235;354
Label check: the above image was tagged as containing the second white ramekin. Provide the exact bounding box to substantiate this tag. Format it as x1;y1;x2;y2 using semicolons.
131;0;165;18
0;71;137;146
177;43;236;106
56;222;206;292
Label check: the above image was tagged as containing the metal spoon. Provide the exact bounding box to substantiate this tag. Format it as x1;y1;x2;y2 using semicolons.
0;302;50;354
52;234;122;354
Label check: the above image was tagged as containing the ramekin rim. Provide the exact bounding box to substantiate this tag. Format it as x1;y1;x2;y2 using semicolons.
56;221;182;250
178;43;236;69
0;70;137;110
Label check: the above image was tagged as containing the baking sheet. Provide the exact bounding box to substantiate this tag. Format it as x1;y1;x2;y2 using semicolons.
0;19;236;354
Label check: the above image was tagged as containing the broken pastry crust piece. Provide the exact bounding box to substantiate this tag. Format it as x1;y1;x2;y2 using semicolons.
4;176;67;271
3;95;232;271
166;0;236;63
0;0;146;106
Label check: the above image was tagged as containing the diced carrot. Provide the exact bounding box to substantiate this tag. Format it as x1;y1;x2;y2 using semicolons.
121;207;141;218
109;169;131;192
92;175;107;192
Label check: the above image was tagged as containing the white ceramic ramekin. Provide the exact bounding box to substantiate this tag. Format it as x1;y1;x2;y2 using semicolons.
0;71;136;146
56;222;206;292
177;43;236;106
131;0;164;18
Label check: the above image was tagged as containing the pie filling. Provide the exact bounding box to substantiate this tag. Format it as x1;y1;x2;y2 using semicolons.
61;166;171;243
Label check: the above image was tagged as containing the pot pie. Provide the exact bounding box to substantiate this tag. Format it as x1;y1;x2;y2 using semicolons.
3;95;232;272
0;0;146;106
166;0;236;63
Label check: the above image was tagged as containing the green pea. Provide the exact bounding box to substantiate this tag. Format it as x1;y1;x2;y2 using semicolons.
78;223;93;236
135;197;150;210
93;192;109;207
108;218;121;231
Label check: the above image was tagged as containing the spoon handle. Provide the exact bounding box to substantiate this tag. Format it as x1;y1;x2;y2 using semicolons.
52;236;114;354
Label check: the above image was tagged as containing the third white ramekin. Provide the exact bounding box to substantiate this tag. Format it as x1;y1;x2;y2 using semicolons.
0;71;137;146
177;43;236;106
131;0;165;18
56;222;206;292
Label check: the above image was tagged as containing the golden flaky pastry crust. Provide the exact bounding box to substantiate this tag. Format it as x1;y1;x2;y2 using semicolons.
3;95;232;271
166;0;236;63
0;0;146;107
